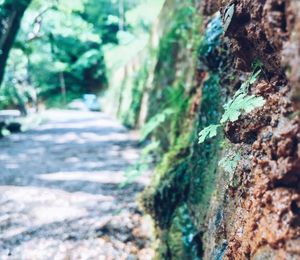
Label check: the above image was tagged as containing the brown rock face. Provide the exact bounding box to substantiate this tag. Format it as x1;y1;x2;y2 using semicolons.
282;1;300;110
220;0;294;73
214;0;300;258
225;119;300;259
139;0;300;258
202;0;221;15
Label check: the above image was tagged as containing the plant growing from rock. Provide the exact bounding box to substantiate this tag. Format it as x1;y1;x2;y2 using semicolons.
198;70;265;144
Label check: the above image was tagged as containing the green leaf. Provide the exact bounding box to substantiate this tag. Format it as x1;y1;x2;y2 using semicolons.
140;108;175;141
249;70;261;84
198;124;220;144
220;70;264;124
233;70;261;98
220;94;265;124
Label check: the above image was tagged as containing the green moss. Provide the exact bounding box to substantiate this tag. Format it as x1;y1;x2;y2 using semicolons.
140;129;197;260
188;74;222;229
141;132;191;229
140;7;226;260
122;62;149;128
142;81;190;151
165;204;202;259
152;204;201;260
147;2;202;121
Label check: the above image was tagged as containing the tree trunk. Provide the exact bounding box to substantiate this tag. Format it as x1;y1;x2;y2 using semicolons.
118;0;124;31
0;0;32;86
59;72;67;105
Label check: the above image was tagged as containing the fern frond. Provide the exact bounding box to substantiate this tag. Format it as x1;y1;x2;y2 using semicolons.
220;93;265;124
198;124;220;144
197;70;264;144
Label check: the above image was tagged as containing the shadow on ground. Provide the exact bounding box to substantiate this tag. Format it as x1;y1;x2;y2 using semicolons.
0;110;152;259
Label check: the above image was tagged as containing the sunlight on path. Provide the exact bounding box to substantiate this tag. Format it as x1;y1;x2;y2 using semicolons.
0;110;152;260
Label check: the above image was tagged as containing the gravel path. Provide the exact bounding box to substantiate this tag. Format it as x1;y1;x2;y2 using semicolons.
0;110;152;260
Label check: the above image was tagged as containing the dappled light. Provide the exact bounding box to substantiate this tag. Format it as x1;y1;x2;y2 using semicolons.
1;0;163;258
0;110;151;258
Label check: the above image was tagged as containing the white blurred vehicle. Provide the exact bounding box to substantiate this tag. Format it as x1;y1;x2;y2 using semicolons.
83;94;101;111
68;95;101;111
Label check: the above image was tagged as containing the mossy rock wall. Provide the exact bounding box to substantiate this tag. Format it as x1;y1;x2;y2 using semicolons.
108;0;300;258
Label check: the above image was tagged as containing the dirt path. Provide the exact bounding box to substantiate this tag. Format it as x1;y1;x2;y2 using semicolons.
0;110;152;260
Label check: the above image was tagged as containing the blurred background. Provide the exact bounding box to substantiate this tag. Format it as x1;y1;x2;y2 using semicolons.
0;0;166;258
3;0;299;259
0;0;164;118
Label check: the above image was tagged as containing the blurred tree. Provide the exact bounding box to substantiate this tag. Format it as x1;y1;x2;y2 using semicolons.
0;0;32;85
0;0;148;112
1;0;108;111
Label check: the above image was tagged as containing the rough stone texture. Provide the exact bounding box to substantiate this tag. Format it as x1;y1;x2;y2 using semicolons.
220;0;293;73
202;0;221;15
283;1;300;110
215;0;300;258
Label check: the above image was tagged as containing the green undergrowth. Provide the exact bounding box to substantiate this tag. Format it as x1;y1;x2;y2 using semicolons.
140;130;192;228
141;74;223;258
122;62;149;128
139;9;227;259
147;2;202;121
140;81;190;150
188;74;223;230
198;70;265;144
120;141;160;187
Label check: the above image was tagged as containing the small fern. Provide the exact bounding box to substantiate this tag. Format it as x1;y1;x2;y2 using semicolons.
198;124;220;144
198;70;265;144
220;93;265;124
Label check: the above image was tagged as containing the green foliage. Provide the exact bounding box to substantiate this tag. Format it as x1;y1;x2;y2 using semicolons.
82;0;146;44
198;124;220;144
122;61;149;128
125;0;165;33
156;5;199;73
104;35;148;71
165;82;190;146
221;70;264;124
1;0;155;110
140;108;175;141
220;93;265;124
198;70;265;144
135;0;202;149
140;80;191;153
121;163;149;188
1;0;108;110
121;140;160;187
